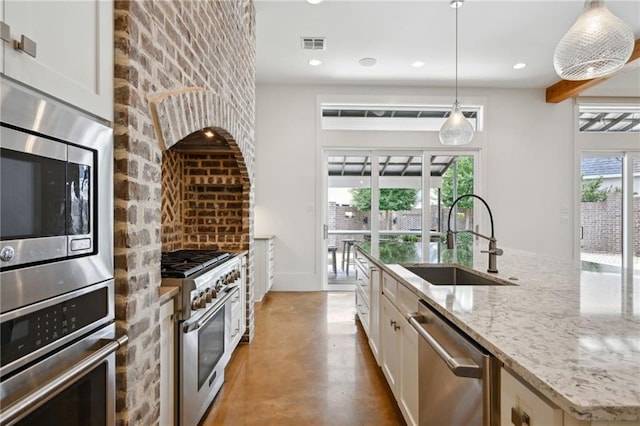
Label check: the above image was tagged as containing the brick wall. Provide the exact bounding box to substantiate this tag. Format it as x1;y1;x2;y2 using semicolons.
113;1;255;424
581;193;640;255
163;151;250;251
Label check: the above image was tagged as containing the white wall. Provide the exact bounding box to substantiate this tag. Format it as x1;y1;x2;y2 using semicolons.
255;84;574;291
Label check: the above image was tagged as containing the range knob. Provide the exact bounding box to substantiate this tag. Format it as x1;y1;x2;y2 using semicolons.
205;288;213;303
191;297;202;311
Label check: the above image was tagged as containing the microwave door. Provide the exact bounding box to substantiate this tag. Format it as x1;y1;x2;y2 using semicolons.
0;128;68;267
67;146;94;255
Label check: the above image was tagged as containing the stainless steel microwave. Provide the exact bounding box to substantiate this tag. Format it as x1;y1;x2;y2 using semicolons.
0;77;113;314
1;125;95;267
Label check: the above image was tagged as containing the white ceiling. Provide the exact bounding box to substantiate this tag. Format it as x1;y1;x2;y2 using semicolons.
254;0;640;95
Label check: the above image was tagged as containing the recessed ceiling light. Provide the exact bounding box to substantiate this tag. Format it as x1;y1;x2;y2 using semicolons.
411;61;425;68
513;62;527;70
306;0;324;4
308;59;322;66
359;57;377;67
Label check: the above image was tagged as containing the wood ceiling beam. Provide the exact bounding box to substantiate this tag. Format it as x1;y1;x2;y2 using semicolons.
545;38;640;104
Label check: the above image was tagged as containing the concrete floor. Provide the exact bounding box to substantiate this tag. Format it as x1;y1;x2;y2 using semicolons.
200;292;405;426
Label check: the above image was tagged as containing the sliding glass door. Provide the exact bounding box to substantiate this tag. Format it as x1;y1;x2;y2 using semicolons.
580;152;639;272
326;152;372;287
323;150;478;289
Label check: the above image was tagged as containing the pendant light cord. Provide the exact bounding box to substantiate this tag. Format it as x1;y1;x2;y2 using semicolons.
455;3;458;102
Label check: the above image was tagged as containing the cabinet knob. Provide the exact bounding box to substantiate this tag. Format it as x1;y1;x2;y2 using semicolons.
0;22;10;44
14;34;37;58
510;407;531;426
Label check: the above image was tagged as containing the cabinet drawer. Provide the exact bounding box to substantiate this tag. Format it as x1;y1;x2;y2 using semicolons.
398;284;418;315
501;368;562;426
355;287;370;333
382;272;398;304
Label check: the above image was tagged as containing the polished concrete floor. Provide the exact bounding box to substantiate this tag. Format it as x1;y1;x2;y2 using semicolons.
201;292;405;426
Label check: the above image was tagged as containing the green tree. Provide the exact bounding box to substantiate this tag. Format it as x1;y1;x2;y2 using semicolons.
350;188;419;229
441;156;474;209
581;176;609;202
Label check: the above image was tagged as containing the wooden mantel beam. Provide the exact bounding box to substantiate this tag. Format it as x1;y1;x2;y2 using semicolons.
545;38;640;103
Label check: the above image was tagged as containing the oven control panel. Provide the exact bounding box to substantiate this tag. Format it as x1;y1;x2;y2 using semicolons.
0;285;109;373
190;266;242;313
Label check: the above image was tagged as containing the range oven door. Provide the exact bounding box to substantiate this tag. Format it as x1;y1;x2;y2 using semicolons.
0;323;127;426
179;286;238;426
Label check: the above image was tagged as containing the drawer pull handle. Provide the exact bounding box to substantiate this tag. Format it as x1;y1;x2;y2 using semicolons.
14;34;37;58
0;22;10;43
510;407;531;426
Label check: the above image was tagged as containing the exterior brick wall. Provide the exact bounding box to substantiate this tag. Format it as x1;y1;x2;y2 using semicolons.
581;193;640;255
113;1;255;424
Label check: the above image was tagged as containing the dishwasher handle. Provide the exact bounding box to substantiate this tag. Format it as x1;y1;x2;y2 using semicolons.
408;313;482;379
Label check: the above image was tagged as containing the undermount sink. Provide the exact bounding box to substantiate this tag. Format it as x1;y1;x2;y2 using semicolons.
402;265;516;286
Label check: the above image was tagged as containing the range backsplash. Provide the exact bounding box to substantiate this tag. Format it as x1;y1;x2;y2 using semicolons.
161;149;249;253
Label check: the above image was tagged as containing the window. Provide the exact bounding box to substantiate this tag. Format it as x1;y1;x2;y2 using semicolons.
321;104;483;132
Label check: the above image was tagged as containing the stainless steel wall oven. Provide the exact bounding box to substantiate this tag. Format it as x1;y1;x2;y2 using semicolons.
0;281;127;426
0;77;120;426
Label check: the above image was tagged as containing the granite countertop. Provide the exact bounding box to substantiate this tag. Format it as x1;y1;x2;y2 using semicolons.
358;241;640;422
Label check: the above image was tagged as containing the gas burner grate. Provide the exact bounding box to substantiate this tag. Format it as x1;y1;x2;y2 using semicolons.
161;250;232;278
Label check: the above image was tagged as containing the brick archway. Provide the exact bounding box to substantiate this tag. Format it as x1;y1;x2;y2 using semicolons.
149;87;254;181
150;87;255;343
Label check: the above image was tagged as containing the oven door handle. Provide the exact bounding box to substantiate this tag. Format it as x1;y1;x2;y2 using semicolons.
183;286;238;334
0;335;128;426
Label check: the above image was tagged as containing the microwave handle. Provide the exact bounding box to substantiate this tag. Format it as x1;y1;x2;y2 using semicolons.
0;335;128;426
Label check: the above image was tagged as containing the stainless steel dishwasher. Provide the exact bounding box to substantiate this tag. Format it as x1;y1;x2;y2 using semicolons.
408;300;500;426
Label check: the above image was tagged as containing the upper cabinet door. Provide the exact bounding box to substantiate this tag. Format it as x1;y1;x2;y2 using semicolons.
3;0;113;121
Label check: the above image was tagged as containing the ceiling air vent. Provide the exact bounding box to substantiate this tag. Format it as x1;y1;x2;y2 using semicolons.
301;37;326;51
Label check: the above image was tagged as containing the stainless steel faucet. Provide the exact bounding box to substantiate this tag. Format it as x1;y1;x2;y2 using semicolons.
445;194;503;273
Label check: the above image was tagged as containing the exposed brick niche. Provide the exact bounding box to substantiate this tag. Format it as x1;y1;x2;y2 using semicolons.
161;134;250;253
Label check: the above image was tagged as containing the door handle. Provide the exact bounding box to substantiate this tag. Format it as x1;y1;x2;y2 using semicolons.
408;313;482;379
323;224;328;240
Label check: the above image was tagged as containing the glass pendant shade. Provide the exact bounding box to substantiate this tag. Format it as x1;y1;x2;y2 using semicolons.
554;0;634;81
439;102;474;146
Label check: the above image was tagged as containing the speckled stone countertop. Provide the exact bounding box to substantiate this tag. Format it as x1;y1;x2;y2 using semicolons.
358;241;640;422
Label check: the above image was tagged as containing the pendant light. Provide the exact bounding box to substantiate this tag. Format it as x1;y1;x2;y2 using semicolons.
554;0;634;81
439;0;474;146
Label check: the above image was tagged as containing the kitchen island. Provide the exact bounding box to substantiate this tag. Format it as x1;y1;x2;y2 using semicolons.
357;241;640;423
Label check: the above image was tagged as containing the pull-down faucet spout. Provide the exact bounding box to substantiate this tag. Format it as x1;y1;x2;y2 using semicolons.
446;194;503;273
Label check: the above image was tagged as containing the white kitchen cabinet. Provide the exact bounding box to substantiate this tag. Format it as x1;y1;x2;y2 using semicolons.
354;249;370;333
230;254;247;351
398;285;419;426
381;294;401;399
160;298;175;426
1;0;113;121
501;367;563;426
254;236;274;302
368;264;381;365
380;276;419;426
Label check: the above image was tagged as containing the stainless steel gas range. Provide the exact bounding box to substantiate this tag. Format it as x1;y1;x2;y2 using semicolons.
161;249;246;426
